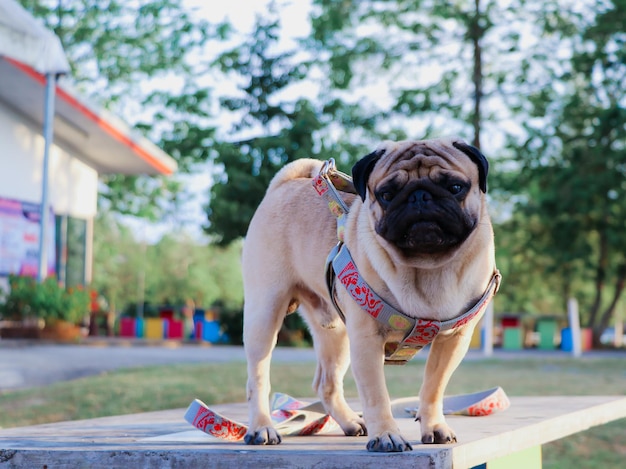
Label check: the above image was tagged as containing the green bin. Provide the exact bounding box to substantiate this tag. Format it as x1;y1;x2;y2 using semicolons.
502;327;523;350
537;318;557;350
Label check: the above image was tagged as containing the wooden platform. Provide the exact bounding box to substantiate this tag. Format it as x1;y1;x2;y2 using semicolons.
1;396;625;468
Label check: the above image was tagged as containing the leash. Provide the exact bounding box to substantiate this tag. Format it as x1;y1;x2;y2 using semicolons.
184;387;510;440
312;159;501;365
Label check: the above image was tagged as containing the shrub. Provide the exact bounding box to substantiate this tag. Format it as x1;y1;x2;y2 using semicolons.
0;274;90;325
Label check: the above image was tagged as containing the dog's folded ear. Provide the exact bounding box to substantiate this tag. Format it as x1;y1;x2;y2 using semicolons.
352;149;386;201
452;142;489;193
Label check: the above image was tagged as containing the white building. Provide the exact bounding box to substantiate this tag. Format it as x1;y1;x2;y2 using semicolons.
0;0;177;288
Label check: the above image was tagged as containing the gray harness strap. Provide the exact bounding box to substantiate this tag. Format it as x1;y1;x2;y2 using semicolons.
327;244;501;364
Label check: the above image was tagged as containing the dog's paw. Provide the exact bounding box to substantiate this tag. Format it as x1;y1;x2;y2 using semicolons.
366;431;413;452
244;426;282;445
420;423;457;444
342;418;368;437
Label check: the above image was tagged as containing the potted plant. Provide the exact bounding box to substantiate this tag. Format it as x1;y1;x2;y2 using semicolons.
0;275;43;338
0;274;90;340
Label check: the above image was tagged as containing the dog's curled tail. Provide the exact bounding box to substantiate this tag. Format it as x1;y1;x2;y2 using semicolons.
268;158;324;191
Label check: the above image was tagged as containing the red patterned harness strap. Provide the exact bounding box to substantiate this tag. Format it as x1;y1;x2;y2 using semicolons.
329;244;501;364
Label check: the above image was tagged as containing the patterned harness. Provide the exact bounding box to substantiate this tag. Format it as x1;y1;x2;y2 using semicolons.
312;159;501;365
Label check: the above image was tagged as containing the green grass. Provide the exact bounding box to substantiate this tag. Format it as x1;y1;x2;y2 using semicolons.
0;357;624;468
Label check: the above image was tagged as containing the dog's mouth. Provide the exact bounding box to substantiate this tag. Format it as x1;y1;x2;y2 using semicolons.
404;220;464;253
377;215;474;255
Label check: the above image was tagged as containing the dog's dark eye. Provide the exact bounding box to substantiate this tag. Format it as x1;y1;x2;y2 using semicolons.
448;184;463;195
376;189;396;205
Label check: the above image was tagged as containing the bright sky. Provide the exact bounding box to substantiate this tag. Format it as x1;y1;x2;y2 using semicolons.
186;0;312;44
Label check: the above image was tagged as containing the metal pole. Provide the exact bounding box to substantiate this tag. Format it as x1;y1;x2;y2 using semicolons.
568;298;582;358
483;302;494;357
58;215;67;287
37;73;57;283
615;300;623;348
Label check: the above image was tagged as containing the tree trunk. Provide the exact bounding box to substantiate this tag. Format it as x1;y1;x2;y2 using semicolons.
586;230;608;328
593;264;626;347
470;0;483;149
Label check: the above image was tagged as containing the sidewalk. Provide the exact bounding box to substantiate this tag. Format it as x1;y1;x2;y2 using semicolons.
0;338;624;392
0;341;316;391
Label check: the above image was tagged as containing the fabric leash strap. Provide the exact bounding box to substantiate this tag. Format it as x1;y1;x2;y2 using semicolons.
183;388;509;441
184;394;339;441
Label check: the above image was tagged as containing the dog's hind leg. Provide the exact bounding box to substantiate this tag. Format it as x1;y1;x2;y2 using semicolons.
243;291;291;445
307;311;367;437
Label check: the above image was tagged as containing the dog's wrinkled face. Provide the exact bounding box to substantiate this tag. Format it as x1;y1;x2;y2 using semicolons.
352;139;489;261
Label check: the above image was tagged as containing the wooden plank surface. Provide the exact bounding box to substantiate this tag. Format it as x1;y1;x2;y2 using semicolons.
0;396;625;468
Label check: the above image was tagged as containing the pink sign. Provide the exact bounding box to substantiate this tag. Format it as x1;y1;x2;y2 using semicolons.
0;196;56;277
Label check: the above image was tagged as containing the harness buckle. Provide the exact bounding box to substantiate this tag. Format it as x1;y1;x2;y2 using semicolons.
319;158;337;179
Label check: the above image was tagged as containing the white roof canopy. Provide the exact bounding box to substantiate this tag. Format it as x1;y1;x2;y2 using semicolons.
0;0;176;176
0;58;178;175
0;0;70;74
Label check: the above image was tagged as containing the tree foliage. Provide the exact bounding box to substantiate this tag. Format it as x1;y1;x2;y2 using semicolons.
309;0;626;335
19;0;218;102
92;213;243;313
204;9;324;244
308;0;534;147
496;0;626;340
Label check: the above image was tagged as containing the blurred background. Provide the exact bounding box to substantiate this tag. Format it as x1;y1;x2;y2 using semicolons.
1;0;625;350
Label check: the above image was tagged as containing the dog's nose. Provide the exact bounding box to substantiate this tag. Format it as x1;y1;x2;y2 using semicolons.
408;189;433;206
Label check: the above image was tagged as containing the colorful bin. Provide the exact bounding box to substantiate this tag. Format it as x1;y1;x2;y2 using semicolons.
501;315;523;350
144;318;165;339
119;317;135;337
502;327;523;350
202;320;221;343
167;319;184;339
135;317;144;338
536;318;558;350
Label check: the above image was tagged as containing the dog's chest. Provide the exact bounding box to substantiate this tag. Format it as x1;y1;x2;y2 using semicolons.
386;273;471;322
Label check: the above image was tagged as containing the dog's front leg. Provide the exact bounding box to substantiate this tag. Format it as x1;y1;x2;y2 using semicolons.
417;326;474;444
349;330;413;452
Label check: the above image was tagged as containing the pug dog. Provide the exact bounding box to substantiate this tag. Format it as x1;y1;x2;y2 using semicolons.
241;138;498;452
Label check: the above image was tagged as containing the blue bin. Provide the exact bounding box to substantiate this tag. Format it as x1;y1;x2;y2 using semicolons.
561;327;573;351
135;318;144;338
202;320;221;343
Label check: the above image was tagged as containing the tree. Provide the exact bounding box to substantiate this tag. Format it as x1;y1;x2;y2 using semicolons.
205;8;324;244
501;0;626;343
91;212;148;314
92;213;243;313
308;0;533;148
309;0;626;341
143;234;243;310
